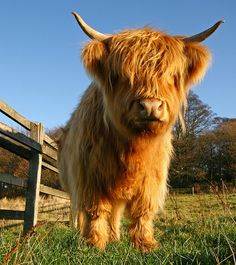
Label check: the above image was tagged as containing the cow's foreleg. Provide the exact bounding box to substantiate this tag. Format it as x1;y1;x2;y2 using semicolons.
129;211;158;252
84;200;112;251
109;199;126;242
128;183;159;252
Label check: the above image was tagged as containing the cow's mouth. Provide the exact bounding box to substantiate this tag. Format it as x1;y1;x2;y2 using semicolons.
136;118;161;123
132;118;162;131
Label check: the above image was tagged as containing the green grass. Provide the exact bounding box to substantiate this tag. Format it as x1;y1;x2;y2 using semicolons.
1;193;236;264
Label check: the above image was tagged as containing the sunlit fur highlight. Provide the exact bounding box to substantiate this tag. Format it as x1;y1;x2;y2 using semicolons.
58;26;211;251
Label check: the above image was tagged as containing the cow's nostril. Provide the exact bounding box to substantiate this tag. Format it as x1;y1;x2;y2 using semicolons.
158;101;163;110
139;101;150;116
139;101;146;111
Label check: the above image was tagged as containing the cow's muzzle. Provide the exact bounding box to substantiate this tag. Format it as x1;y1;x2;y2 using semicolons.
138;98;164;122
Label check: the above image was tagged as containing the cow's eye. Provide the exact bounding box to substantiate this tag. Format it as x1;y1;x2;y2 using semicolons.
109;73;119;86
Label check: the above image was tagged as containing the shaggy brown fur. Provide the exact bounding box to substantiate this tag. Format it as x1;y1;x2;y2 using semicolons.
58;26;211;251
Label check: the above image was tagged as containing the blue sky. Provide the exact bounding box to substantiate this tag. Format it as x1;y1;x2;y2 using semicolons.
0;1;235;130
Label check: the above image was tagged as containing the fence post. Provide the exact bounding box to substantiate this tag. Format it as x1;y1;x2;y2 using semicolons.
23;122;44;235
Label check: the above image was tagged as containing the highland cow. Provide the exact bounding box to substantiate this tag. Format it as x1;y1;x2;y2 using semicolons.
58;13;223;251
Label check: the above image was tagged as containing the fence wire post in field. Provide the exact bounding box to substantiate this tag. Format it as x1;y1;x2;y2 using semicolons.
23;122;44;235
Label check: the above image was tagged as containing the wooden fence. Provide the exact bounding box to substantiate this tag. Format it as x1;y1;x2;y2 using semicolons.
0;99;69;234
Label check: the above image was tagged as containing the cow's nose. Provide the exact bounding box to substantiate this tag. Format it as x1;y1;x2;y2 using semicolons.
139;99;163;120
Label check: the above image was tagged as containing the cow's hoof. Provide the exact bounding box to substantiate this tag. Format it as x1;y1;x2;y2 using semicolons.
86;235;107;251
134;239;158;252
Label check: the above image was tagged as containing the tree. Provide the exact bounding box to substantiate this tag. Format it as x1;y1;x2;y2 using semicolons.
170;91;216;187
174;91;215;138
196;120;236;184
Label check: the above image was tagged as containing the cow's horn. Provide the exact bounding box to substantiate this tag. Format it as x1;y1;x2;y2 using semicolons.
72;12;110;41
182;20;224;43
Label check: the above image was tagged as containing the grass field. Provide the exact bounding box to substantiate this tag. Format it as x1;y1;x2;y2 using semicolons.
0;193;235;265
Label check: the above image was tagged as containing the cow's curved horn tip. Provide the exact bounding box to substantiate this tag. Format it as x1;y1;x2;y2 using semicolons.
212;20;225;29
71;12;78;17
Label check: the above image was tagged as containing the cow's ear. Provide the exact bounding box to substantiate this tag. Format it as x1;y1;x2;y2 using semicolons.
184;42;211;88
81;40;109;82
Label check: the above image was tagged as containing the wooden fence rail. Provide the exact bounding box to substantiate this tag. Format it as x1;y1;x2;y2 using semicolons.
0;99;69;234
